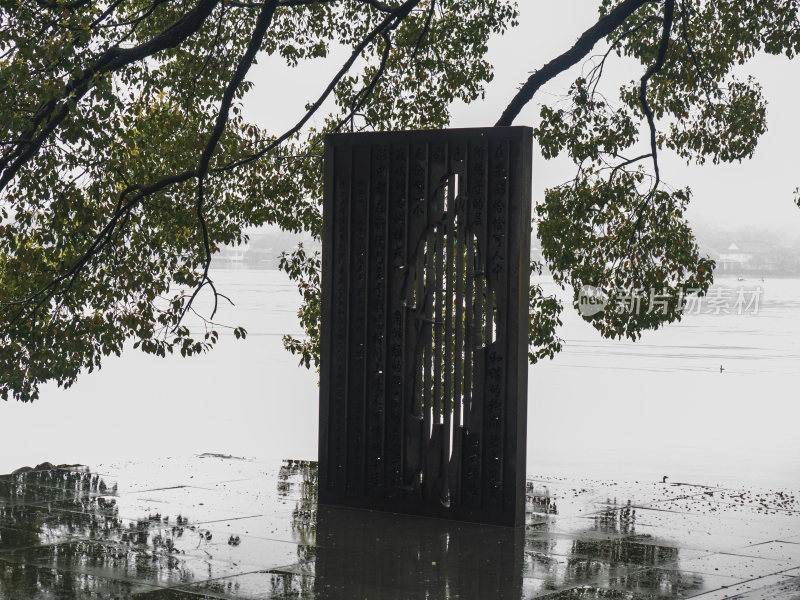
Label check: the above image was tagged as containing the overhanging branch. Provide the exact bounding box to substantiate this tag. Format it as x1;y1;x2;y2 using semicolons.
218;0;421;172
638;0;674;189
496;0;654;126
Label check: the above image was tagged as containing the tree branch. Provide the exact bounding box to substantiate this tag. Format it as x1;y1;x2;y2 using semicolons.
218;0;421;172
608;152;652;181
496;0;654;126
89;0;127;29
638;0;674;189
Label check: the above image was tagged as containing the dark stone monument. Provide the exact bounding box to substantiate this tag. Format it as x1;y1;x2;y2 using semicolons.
319;127;532;526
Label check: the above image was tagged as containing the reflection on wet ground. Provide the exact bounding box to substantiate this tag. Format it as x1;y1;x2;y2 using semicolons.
1;457;799;599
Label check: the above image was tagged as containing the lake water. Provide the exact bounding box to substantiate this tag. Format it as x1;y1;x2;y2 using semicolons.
1;269;798;488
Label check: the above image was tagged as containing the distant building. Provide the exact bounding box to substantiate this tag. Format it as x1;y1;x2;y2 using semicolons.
716;241;778;274
217;244;247;262
215;229;319;269
717;243;750;272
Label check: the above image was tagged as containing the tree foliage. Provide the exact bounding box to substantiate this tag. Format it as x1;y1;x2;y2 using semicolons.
531;0;799;341
0;0;798;401
0;0;516;400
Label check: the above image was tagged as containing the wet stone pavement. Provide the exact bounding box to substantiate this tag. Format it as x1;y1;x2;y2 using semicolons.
0;456;798;600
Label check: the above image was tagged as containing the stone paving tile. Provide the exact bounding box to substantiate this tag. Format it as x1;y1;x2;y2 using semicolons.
27;492;268;527
524;579;589;599
525;531;709;570
206;476;307;502
727;541;800;567
0;539;280;590
525;478;699;520
179;566;534;600
1;519;304;576
0;556;163;599
652;493;800;518
0;503;155;555
166;570;316;600
180;510;315;547
174;532;304;572
133;592;224;599
676;552;788;579
276;568;525;600
609;509;784;553
65;458;281;498
633;499;800;538
96;455;275;479
105;475;283;499
521;551;650;590
726;577;800;600
124;487;283;519
0;520;150;554
598;566;746;599
0;470;109;508
527;516;644;543
529;568;753;600
532;587;655;599
687;573;800;599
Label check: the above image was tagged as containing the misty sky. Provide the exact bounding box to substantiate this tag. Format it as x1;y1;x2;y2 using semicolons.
243;0;800;240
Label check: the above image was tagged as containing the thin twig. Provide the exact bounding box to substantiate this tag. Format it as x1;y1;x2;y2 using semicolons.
409;0;435;66
337;28;393;133
180;0;279;324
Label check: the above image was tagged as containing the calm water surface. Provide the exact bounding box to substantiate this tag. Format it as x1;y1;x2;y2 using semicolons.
1;269;798;487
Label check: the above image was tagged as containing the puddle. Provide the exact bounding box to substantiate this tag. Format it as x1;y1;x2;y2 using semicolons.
1;459;799;599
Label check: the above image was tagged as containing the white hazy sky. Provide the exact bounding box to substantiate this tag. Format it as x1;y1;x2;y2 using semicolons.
243;0;800;239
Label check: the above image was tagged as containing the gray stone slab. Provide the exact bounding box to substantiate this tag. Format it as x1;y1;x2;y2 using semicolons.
0;556;164;598
688;573;800;599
